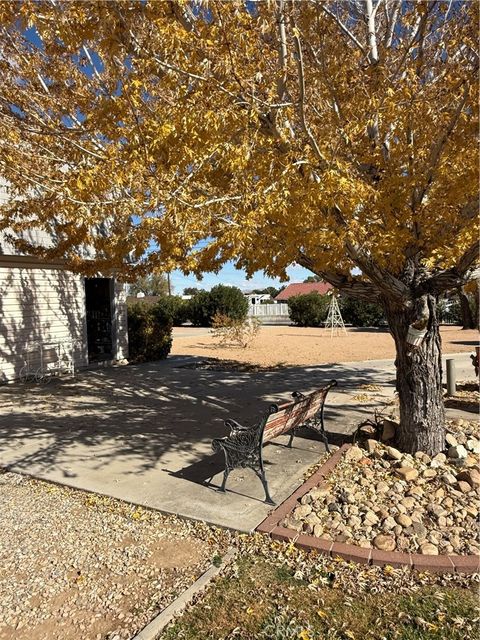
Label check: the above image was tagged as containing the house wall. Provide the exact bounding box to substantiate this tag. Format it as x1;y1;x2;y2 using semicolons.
0;261;128;383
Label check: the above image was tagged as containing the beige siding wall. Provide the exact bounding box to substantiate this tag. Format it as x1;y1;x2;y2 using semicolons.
0;266;88;382
0;265;128;383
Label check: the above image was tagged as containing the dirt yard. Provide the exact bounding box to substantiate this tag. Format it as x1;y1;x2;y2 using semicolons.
0;472;228;640
171;326;478;368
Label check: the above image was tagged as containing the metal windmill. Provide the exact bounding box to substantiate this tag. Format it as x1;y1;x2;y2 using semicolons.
325;294;347;337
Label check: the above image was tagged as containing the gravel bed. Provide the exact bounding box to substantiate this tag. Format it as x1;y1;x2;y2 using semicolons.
0;472;229;640
282;418;480;555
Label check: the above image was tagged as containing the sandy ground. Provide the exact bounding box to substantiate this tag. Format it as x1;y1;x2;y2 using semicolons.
171;325;479;368
0;472;228;640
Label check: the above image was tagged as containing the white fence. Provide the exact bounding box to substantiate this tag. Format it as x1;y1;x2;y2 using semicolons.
248;303;289;317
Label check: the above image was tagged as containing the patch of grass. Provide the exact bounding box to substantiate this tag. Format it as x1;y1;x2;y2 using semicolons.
212;553;223;568
161;557;479;640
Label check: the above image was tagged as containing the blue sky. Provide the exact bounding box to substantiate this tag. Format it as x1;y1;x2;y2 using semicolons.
170;262;312;293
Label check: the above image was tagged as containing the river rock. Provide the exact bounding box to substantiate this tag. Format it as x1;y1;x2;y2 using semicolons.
382;516;396;531
364;439;378;453
412;522;427;538
309;485;330;501
408;486;424;497
466;439;480;454
304;512;322;527
428;504;447;518
386;446;403;461
396;514;412;528
420;543;439;555
345;446;364;463
440;472;457;485
376;481;389;494
447;445;468;459
455;480;472;494
373;534;396;551
456;468;480;487
348;515;362;528
445;433;458;447
400;497;416;509
293;504;312;519
395;467;418;481
363;510;379;526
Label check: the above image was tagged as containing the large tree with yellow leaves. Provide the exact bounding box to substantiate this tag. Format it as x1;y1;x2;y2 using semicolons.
0;1;478;454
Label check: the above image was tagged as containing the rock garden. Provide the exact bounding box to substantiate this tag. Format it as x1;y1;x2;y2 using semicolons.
282;418;480;556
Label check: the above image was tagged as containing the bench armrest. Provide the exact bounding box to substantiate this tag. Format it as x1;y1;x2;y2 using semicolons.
291;391;306;401
225;418;251;432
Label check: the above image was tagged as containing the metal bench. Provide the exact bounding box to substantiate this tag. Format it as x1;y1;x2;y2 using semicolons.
212;380;337;504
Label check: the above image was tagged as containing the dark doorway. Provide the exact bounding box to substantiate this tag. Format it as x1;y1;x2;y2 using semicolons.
85;278;113;362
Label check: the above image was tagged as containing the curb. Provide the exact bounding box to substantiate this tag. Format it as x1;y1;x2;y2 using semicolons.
131;549;237;640
256;445;480;574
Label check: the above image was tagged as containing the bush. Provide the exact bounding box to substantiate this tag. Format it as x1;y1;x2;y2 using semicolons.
127;302;173;362
186;290;213;327
340;296;385;327
211;313;261;348
153;295;189;326
288;293;330;327
187;285;248;327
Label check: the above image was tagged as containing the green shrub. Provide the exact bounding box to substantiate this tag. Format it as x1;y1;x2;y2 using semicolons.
340;296;385;327
127;302;173;362
186;289;213;327
288;293;329;327
153;295;189;326
187;285;248;327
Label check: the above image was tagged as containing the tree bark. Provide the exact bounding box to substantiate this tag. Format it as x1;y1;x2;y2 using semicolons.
457;286;475;329
384;295;445;456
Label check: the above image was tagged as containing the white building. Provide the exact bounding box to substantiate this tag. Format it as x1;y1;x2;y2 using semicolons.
245;292;271;305
0;184;128;383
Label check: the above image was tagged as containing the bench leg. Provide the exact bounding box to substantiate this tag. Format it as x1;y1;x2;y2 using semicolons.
258;469;275;505
287;430;295;448
319;429;331;454
219;468;230;492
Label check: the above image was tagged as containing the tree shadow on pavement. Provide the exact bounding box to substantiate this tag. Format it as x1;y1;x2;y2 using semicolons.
0;356;395;485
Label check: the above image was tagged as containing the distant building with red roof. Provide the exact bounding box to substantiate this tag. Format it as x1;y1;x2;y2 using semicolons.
274;281;332;301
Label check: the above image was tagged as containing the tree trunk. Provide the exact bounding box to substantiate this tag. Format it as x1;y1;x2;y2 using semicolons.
385;295;445;456
457;286;475;329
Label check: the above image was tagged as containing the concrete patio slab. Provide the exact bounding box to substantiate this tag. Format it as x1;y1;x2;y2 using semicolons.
0;352;475;531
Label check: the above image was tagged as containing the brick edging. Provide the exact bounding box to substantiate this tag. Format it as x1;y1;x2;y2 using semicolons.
256;443;480;574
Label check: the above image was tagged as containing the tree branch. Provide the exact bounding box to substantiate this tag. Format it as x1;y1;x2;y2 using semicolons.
292;30;327;169
320;4;367;56
417;242;480;295
297;252;380;301
276;0;288;102
412;82;468;209
384;0;401;48
344;239;411;303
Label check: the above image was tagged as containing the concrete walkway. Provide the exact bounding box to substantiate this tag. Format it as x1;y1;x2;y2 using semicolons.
0;353;475;531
